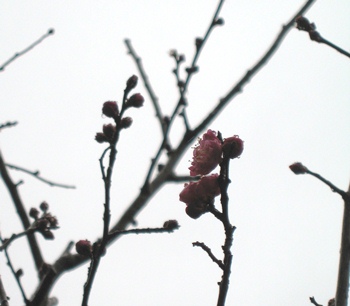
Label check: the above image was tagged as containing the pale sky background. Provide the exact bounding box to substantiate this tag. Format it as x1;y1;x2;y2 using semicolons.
0;1;350;305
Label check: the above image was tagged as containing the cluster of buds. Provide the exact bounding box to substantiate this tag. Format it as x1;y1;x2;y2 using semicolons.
95;75;144;144
29;201;58;240
180;129;244;218
295;16;323;43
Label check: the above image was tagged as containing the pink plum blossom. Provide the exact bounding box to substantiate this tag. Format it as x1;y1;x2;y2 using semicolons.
179;174;220;219
189;129;222;176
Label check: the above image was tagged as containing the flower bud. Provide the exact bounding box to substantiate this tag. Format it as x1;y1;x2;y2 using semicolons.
120;117;133;129
295;16;315;32
163;220;179;230
102;124;116;139
41;230;54;240
102;101;119;118
29;208;40;219
126;93;144;108
76;240;92;257
126;75;138;91
40;201;49;212
95;133;108;143
222;135;244;159
309;30;322;42
289;162;308;174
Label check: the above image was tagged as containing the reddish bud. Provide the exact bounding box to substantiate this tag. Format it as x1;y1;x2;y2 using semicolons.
102;101;119;118
41;230;54;240
29;208;40;219
102;124;116;139
289;162;308;174
163;220;179;230
295;16;315;32
178;54;185;62
40;201;49;212
120;117;133;129
126;75;138;91
222;135;244;159
16;269;23;278
36;218;49;230
309;30;322;42
76;240;92;257
95;133;108;143
126;93;144;108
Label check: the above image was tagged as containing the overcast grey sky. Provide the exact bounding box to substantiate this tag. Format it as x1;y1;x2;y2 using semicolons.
1;1;350;305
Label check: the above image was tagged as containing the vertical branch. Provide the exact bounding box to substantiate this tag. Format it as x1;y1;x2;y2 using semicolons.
0;275;9;306
0;150;44;274
335;183;350;306
217;155;235;306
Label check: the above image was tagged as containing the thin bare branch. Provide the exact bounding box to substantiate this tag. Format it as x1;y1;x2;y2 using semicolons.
335;184;350;306
124;39;165;135
0;121;18;131
5;163;76;189
193;241;224;270
0;150;44;274
0;235;28;305
0;275;10;306
0;29;54;72
310;296;323;306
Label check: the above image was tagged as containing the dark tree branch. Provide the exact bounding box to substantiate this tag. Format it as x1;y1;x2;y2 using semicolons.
290;163;350;306
0;150;44;274
0;121;18;131
296;16;350;59
192;241;224;270
124;39;165;135
0;275;9;306
0;29;54;72
108;223;179;241
335;183;350;306
310;296;323;306
194;0;317;135
0;235;28;305
305;168;349;201
131;0;226;194
5;163;76;189
216;155;235;306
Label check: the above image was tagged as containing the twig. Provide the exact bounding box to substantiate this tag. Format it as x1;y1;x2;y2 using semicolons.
0;275;10;306
0;29;54;72
108;224;179;241
310;296;323;306
335;183;350;306
0;235;28;305
82;80;133;306
290;163;350;306
295;16;350;59
0;228;35;251
0;121;18;131
0;150;44;273
216;155;235;306
306;169;349;201
192;241;224;270
194;0;317;135
320;36;350;58
124;39;165;135
5;163;76;189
